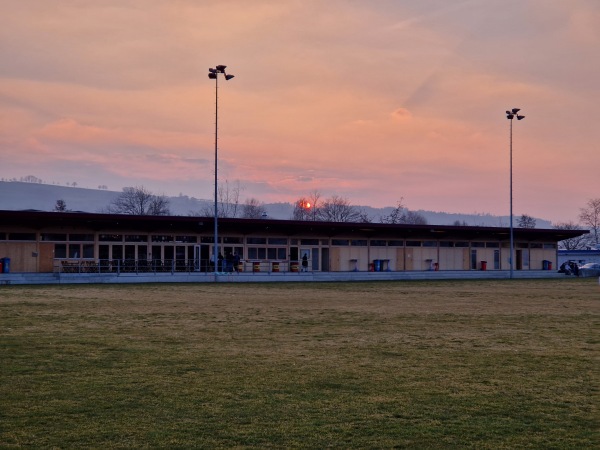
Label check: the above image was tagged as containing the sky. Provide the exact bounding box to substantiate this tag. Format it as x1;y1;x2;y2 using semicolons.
1;0;598;224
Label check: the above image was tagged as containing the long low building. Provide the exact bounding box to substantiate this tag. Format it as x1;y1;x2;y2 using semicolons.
0;210;587;275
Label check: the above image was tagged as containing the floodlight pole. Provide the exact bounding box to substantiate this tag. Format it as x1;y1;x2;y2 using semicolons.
506;108;525;279
208;65;234;274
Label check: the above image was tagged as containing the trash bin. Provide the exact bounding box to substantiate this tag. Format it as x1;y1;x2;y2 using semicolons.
547;261;552;270
271;261;280;272
2;257;10;273
0;259;3;273
374;259;381;272
542;260;549;270
253;261;261;272
290;261;299;272
480;261;487;271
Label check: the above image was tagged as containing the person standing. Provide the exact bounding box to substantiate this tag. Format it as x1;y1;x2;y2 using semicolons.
302;253;308;272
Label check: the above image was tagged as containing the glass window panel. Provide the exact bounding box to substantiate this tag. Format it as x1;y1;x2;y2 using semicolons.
68;244;81;258
9;233;36;240
55;244;67;258
332;239;349;246
247;237;267;244
82;244;94;258
42;233;67;241
70;234;94;241
99;234;122;242
387;240;404;246
268;237;287;245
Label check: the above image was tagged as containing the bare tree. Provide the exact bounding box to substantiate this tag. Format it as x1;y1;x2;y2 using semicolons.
380;199;428;225
517;214;537;228
54;199;68;212
401;210;428;225
553;221;590;250
319;195;364;222
107;186;171;215
241;198;265;219
199;180;242;218
292;191;322;221
579;198;600;246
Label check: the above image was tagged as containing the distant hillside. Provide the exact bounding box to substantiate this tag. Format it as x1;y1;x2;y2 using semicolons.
0;181;552;227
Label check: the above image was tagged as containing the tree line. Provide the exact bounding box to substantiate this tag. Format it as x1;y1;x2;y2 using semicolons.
52;186;600;249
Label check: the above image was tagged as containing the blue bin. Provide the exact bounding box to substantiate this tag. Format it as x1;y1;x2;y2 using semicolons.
2;257;10;273
373;259;381;272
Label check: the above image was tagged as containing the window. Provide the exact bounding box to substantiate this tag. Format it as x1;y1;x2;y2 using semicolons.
175;236;197;243
55;244;67;258
70;234;94;241
268;237;287;245
267;248;287;259
9;233;36;240
247;237;266;245
248;248;266;259
82;244;94;258
370;240;387;246
423;241;437;247
201;236;214;243
406;241;422;247
455;242;469;247
486;242;500;248
223;237;242;244
332;239;349;246
152;235;173;242
301;239;319;245
42;233;67;241
125;235;148;242
100;234;122;242
471;242;485;248
543;243;556;249
351;240;367;246
387;240;404;246
68;244;81;258
439;241;453;247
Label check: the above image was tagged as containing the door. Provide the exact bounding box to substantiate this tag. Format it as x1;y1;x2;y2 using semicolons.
321;248;329;272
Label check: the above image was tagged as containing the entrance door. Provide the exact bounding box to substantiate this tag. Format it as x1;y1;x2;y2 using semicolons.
194;244;210;272
321;248;329;272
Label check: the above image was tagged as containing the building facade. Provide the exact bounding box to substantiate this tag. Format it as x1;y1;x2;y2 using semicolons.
0;210;587;274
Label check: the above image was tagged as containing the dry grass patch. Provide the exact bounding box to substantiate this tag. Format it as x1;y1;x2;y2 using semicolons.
1;279;598;448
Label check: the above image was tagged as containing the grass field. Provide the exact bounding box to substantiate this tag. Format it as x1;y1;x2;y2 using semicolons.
1;279;598;448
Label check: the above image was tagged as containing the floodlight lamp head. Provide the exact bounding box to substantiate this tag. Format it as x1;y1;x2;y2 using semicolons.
225;74;235;81
208;68;217;73
511;108;520;114
517;115;525;120
505;110;511;115
208;72;217;79
216;65;227;72
506;114;514;119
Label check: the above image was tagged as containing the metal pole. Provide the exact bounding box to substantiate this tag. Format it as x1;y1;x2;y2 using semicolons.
214;72;219;275
509;118;513;279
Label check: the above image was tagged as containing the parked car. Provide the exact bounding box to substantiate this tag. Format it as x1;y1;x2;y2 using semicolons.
578;262;600;277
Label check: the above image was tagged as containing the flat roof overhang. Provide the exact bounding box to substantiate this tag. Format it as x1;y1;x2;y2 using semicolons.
0;210;588;243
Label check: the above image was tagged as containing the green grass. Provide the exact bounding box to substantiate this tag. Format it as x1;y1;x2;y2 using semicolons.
1;279;598;448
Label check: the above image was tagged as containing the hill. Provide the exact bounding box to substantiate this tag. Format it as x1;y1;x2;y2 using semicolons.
0;181;551;227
